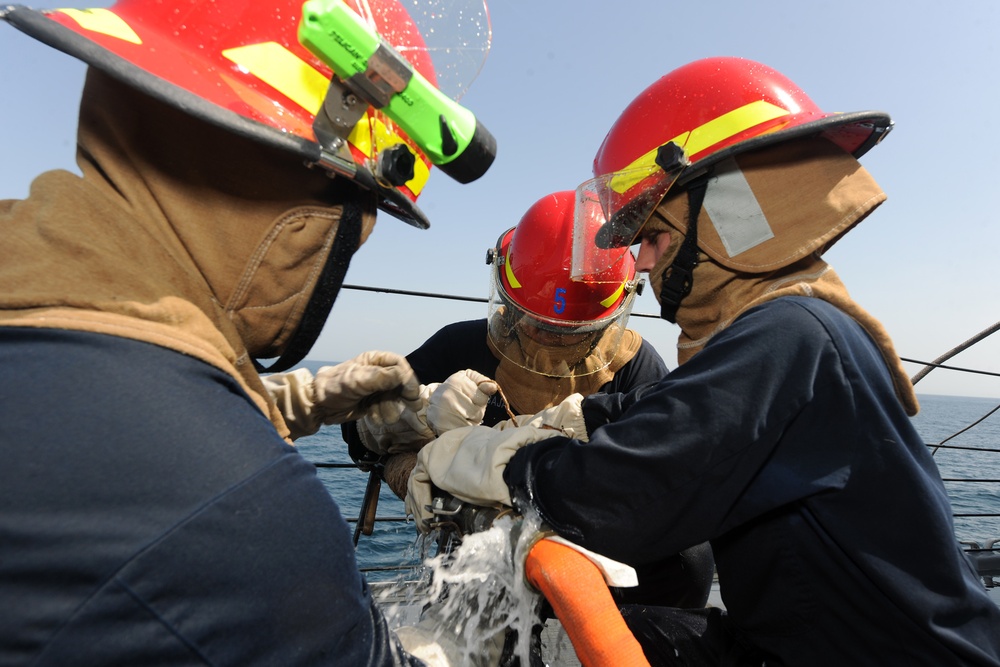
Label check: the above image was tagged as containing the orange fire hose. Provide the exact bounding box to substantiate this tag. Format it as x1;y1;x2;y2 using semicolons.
524;538;650;667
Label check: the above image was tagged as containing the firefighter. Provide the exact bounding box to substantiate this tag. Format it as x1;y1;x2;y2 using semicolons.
406;57;1000;665
0;0;492;664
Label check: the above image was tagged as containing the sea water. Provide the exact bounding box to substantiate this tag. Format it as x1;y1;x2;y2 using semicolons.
909;394;1000;547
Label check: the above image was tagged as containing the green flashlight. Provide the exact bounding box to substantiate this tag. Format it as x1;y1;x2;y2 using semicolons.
299;0;496;184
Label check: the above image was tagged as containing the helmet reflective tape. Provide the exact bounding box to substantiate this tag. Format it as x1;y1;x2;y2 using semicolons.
58;8;139;42
609;100;790;194
221;43;328;116
503;248;523;289
601;282;626;309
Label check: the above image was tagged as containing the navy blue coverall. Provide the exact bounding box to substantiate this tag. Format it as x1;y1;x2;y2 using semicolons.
507;297;1000;666
0;328;420;666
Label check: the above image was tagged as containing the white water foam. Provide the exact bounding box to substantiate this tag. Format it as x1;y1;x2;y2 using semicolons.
378;512;549;666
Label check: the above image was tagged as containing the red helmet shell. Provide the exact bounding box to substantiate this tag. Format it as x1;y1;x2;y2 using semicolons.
594;56;891;186
9;0;436;204
497;190;636;326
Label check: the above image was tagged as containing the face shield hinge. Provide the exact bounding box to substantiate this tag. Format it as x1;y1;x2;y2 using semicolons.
655;141;688;173
314;143;359;181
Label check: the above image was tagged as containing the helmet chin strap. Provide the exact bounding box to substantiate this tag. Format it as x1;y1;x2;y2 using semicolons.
658;177;709;323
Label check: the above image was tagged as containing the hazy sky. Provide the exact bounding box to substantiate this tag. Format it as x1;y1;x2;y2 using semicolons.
3;0;1000;399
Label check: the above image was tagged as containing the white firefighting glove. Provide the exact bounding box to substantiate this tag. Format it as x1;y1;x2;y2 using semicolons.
492;393;589;441
355;367;499;456
425;369;499;435
262;351;420;440
405;394;586;531
356;383;436;456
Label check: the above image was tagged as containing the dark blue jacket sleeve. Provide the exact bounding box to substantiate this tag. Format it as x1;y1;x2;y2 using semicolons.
506;298;869;562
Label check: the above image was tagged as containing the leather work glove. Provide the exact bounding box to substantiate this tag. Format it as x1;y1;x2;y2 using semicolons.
425;369;499;435
492;393;589;441
356;383;436;456
262;351;420;440
404;394;585;532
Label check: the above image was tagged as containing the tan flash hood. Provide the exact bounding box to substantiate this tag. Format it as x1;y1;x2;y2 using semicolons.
656;138;886;273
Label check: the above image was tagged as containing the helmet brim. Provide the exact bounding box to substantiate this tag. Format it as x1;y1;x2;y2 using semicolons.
2;4;432;228
676;110;892;189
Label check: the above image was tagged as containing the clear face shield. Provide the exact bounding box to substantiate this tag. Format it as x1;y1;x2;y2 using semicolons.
572;141;689;280
487;245;640;379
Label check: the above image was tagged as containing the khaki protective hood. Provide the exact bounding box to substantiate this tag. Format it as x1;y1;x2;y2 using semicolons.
487;325;643;416
644;138;918;415
0;69;377;434
656;138;885;273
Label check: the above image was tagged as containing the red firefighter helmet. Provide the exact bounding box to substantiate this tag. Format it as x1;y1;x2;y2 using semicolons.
579;56;892;256
1;0;492;228
488;191;639;377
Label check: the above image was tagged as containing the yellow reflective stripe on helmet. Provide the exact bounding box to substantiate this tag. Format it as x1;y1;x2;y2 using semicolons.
222;42;327;114
610;100;790;193
356;114;431;196
59;8;141;44
600;281;626;308
347;114;374;155
222;42;430;196
685;99;790;157
504;251;522;289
